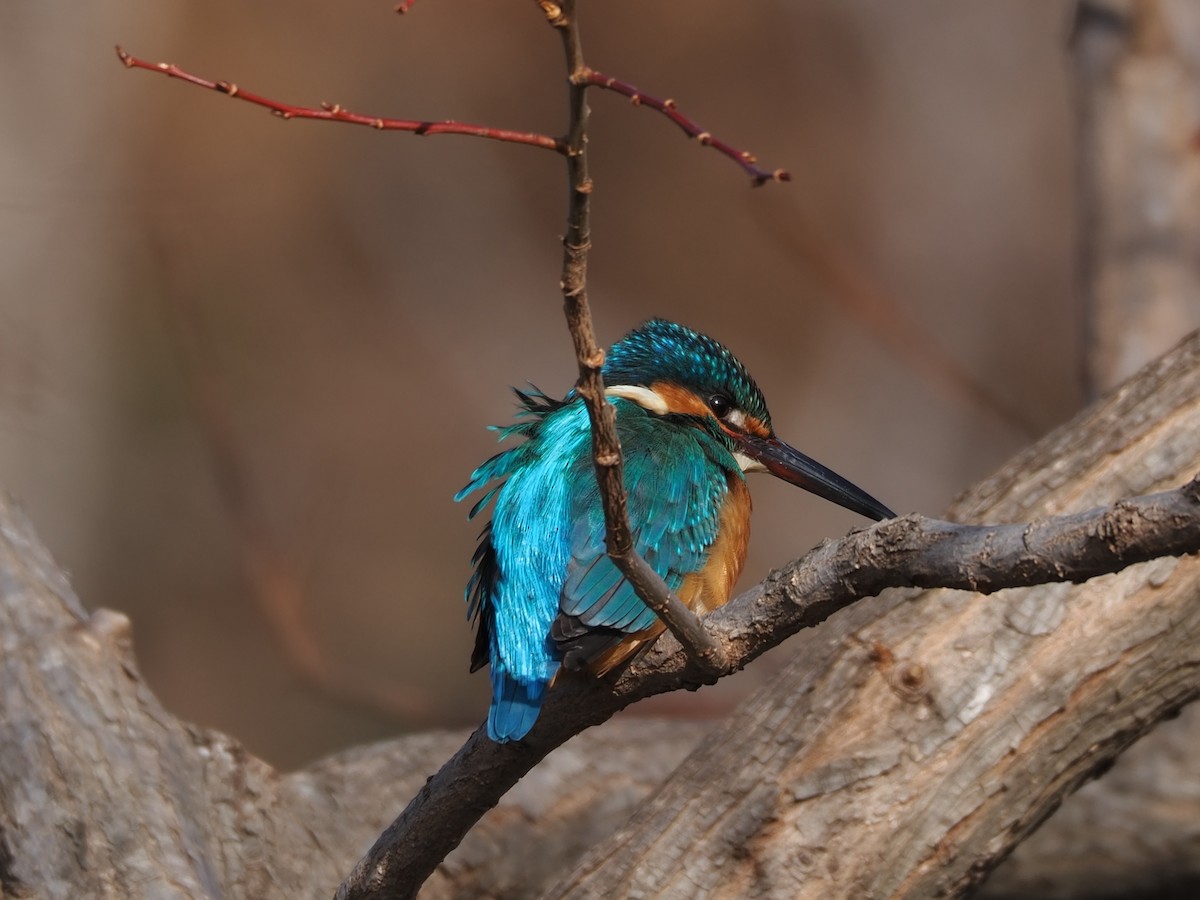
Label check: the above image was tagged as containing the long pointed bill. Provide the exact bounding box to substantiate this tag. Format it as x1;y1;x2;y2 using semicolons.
736;435;895;521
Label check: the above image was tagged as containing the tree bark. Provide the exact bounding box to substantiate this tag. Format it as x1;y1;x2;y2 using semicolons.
1;329;1198;899
1074;0;1200;396
546;329;1200;899
979;706;1200;899
0;503;706;899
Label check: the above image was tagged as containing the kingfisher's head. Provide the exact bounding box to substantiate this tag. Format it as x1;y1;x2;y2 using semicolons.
603;319;894;522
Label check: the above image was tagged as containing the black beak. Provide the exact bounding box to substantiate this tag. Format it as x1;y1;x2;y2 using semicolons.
737;434;895;521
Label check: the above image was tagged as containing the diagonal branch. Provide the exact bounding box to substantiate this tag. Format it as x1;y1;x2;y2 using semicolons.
333;477;1200;900
583;68;791;186
114;43;791;186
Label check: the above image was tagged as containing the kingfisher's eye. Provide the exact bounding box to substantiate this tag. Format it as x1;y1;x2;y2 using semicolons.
707;394;733;418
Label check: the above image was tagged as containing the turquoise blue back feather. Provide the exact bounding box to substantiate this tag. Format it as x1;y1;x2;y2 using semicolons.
558;409;733;638
456;389;740;742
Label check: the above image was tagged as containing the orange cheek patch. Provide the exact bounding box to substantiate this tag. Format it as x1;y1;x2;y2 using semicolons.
743;415;771;438
650;381;713;418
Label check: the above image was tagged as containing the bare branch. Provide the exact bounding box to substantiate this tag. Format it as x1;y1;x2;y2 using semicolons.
114;44;790;188
582;68;791;186
333;477;1200;899
114;47;565;153
112;10;1200;899
549;2;729;673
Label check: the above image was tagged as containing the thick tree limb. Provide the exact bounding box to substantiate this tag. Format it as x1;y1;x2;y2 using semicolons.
546;328;1200;898
0;516;707;899
332;501;1200;898
2;330;1200;898
979;702;1200;898
334;330;1200;899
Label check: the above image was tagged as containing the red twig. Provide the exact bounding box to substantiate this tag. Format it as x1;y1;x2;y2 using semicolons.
115;46;788;187
394;0;418;12
581;68;791;186
115;46;565;154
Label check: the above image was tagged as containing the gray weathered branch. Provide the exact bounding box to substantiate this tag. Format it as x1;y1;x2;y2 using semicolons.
0;518;705;899
3;329;1200;899
546;326;1200;898
337;485;1200;898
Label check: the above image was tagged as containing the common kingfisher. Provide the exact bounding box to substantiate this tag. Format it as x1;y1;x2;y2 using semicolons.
457;319;894;742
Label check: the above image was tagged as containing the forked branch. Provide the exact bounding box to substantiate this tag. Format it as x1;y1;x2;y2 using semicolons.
117;5;799;894
114;43;788;185
114;0;784;725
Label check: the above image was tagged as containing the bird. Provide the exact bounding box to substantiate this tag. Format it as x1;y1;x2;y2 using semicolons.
456;318;894;742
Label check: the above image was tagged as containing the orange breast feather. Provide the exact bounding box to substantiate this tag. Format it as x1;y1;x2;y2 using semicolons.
678;475;751;615
589;474;751;676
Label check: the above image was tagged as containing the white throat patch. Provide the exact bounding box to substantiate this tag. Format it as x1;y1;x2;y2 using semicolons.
733;451;767;474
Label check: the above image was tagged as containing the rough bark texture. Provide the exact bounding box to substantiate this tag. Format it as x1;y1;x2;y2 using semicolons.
0;522;705;900
973;5;1200;896
1075;0;1200;396
980;706;1200;899
331;474;1200;897
546;331;1200;898
4;4;1199;899
2;331;1199;899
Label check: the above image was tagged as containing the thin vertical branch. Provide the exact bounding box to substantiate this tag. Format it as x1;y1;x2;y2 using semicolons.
331;6;727;897
548;0;728;673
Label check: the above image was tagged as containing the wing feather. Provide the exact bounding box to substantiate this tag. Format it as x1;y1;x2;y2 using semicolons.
557;404;737;659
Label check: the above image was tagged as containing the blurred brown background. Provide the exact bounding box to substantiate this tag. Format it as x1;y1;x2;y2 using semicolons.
0;1;1081;769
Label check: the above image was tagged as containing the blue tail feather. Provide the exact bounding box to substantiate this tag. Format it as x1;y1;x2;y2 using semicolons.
488;666;549;743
